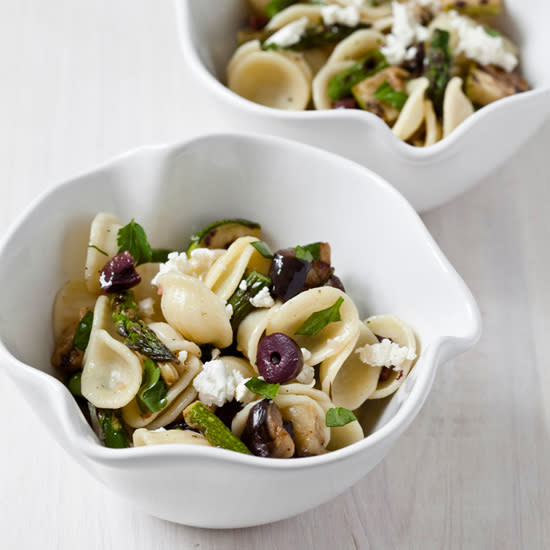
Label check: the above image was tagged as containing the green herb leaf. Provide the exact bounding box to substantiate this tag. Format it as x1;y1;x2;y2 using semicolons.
88;244;108;256
117;219;153;266
295;242;321;261
98;410;130;448
137;358;168;413
251;240;274;259
374;80;409;110
295;296;344;336
67;372;82;397
111;292;178;363
484;27;500;37
151;248;171;263
245;377;280;400
326;407;357;427
72;310;94;351
265;0;298;18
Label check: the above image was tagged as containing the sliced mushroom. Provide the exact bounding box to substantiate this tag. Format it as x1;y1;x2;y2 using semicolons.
241;399;295;458
465;63;528;107
133;428;211;447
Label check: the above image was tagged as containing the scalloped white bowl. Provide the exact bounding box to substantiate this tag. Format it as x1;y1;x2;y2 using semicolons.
0;133;480;528
175;0;550;212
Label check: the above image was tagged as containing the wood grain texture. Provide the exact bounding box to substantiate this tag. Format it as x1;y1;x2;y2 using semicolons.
0;1;549;548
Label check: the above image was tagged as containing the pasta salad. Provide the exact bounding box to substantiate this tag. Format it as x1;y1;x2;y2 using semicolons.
227;0;528;146
51;215;417;457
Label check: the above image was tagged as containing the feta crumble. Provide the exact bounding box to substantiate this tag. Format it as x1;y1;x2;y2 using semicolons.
225;303;233;319
449;12;518;72
177;350;188;364
239;279;248;291
138;297;155;318
381;1;429;65
151;249;223;286
193;359;249;407
356;338;416;368
249;286;275;308
264;17;309;48
301;347;312;365
295;364;315;385
321;5;360;27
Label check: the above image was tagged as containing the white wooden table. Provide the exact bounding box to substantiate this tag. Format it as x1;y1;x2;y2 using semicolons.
1;1;549;548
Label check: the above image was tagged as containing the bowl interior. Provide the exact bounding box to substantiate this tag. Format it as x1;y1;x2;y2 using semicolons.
0;134;478;437
183;0;550;93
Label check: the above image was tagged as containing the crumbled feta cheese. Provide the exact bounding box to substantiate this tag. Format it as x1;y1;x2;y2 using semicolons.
249;286;275;308
381;1;429;65
301;347;312;365
449;12;517;72
151;249;224;286
264;17;309;48
321;5;360;27
178;350;188;364
225;303;233;319
211;348;221;360
356;338;416;368
235;377;257;404
295;364;315;385
138;297;155;318
239;279;248;291
193;359;248;407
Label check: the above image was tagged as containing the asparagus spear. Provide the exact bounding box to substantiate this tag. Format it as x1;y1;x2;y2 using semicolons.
97;409;130;448
227;271;272;331
424;29;452;117
111;292;178;363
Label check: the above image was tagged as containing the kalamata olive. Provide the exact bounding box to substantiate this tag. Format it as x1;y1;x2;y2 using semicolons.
257;332;303;384
248;14;269;30
333;98;358;109
100;251;141;292
269;249;310;301
241;399;295;458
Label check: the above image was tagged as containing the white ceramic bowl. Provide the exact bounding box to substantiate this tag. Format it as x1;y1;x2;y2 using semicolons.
175;0;550;212
0;133;481;528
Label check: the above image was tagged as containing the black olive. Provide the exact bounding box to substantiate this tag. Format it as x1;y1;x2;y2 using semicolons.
269;249;311;302
257;333;303;384
100;251;141;293
241;399;295;458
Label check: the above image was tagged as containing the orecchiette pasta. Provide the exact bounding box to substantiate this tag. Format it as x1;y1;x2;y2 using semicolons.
52;214;418;458
229;1;528;146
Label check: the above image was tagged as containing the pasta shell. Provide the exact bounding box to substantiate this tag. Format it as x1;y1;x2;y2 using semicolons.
227;40;261;81
84;213;122;294
236;306;280;369
443;76;474;138
158;273;233;348
266;287;360;366
423;99;441;147
329;0;392;20
81;329;142;409
265;5;323;30
326;29;385;64
312;60;354;110
320;321;380;410
273;394;330;456
227;50;312;111
392;77;430;141
365;315;417;400
52;279;97;342
122;354;201;429
133;428;211;447
327;419;364;451
204;236;271;301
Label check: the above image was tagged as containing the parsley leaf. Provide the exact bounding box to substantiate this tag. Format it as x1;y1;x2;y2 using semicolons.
72;310;94;351
326;407;357;427
137;358;168;413
295;242;321;262
295;296;344;336
375;81;409;111
117;219;152;266
251;240;274;259
245;377;280;400
484;27;500;37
